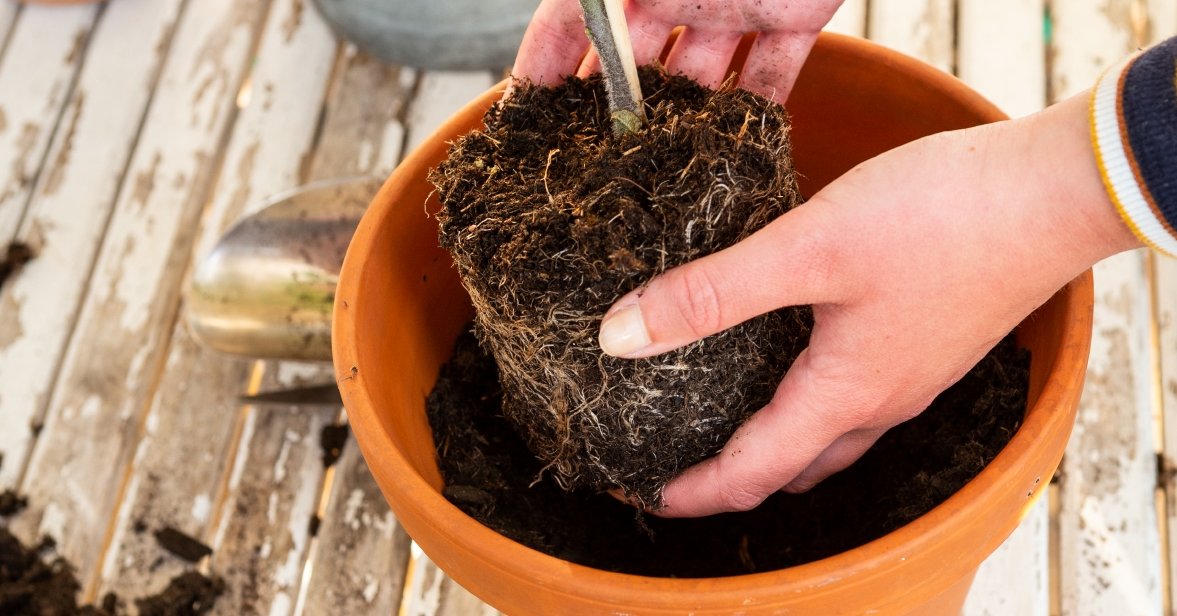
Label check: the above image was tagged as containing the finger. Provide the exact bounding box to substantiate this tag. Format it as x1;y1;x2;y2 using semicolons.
578;7;675;78
598;202;844;359
663;27;745;89
739;30;821;104
626;6;678;66
654;348;851;517
780;428;885;493
577;49;601;78
512;0;591;86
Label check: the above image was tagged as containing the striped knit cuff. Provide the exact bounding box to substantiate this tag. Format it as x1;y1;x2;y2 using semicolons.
1090;37;1177;257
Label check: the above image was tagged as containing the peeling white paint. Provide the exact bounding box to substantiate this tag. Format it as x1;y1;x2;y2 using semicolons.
275;545;302;588
39;502;67;543
269;591;291;616
362;575;379;603
79;395;102;418
343;488;364;529
273;428;300;483
145;407;160;434
267;491;280;523
226;411;257;492
191;493;211;523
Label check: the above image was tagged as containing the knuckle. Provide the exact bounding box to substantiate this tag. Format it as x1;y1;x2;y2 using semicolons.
785;479;816;494
669;265;724;339
716;481;769;513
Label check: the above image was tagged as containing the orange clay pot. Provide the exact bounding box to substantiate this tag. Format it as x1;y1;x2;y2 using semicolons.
334;32;1093;615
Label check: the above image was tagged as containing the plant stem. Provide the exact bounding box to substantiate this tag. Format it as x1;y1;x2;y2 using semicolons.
579;0;645;135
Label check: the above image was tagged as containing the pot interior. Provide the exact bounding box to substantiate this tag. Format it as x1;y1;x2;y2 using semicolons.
337;34;1083;607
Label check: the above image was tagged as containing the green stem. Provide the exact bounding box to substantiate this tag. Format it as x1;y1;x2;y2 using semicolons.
579;0;645;135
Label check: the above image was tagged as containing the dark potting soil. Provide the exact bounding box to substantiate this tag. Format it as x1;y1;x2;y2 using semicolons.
427;329;1029;578
1;501;224;615
153;527;213;564
434;66;810;507
319;423;350;468
0;241;34;290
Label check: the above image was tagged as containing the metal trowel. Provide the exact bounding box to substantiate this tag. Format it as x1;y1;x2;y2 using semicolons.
185;176;384;363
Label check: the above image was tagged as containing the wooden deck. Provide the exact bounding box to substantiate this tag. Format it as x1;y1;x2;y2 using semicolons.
0;0;1174;613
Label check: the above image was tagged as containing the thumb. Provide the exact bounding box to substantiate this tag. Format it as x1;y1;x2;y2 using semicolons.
598;203;842;358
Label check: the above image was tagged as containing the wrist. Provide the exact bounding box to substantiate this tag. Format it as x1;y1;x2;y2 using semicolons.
1019;90;1143;266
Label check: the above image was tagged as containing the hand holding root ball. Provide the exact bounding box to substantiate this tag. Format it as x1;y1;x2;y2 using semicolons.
599;94;1138;517
514;0;1151;518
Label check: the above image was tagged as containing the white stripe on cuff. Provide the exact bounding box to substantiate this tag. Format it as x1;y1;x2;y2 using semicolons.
1092;57;1177;257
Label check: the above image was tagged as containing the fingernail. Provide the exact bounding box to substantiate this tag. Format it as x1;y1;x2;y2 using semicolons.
598;303;651;357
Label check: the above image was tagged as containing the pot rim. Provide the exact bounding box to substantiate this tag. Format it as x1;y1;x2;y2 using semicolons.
334;31;1093;607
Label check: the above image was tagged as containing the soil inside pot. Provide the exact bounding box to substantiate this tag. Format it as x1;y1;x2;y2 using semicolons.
428;328;1029;578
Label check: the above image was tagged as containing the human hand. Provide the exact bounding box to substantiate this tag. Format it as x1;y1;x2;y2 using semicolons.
596;91;1141;517
512;0;845;102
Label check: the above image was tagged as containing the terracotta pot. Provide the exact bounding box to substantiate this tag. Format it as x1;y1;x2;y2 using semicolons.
334;32;1093;615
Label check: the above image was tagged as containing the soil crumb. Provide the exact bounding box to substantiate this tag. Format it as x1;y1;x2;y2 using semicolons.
0;242;34;289
153;527;212;564
0;491;28;517
428;329;1029;578
135;572;224;616
319;423;349;468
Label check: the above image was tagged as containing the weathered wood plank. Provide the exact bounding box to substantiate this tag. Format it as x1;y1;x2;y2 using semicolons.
400;547;502;616
1153;0;1177;598
823;0;866;37
7;0;272;594
291;44;416;615
957;0;1046;117
208;371;337;615
0;2;97;243
96;332;253;601
1059;253;1162;616
1049;0;1137;102
305;44;414;181
0;2;20;61
403;70;498;156
1148;4;1177;615
1148;0;1176;44
1052;3;1163;614
866;0;954;74
1159;254;1177;615
964;498;1050;616
297;434;411;615
94;0;339;603
0;0;182;493
189;0;338;264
